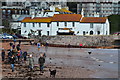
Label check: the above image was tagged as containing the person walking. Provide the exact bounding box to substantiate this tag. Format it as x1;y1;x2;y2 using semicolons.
23;51;27;61
38;54;45;73
43;53;46;59
17;50;20;62
9;42;13;50
12;43;16;49
16;44;20;51
37;42;41;52
10;55;16;72
79;43;83;49
1;50;5;61
28;54;34;71
19;40;21;45
13;39;16;44
45;42;48;52
8;50;12;62
29;41;32;45
68;44;71;51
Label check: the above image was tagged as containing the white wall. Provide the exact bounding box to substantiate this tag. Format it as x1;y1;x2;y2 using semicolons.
75;22;109;35
10;22;21;29
41;23;50;36
51;22;76;35
21;20;110;36
51;22;58;35
106;19;110;35
59;22;65;28
21;22;50;36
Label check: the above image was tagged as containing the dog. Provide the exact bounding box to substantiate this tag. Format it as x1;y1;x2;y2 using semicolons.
49;69;56;78
88;51;92;55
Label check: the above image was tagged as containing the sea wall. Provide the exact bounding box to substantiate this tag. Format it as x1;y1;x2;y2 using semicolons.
36;35;119;47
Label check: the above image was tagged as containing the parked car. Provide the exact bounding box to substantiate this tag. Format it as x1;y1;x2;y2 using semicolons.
11;34;18;39
113;32;120;35
2;33;13;39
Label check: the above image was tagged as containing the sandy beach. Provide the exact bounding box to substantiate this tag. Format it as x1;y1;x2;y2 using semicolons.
0;42;118;78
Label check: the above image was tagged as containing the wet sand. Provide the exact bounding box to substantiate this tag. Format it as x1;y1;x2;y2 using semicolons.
1;42;118;78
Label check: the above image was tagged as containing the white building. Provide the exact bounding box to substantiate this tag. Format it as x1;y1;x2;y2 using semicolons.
21;14;109;36
21;17;52;37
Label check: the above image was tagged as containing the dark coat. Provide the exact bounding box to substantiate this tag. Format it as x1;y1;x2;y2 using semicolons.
38;57;45;65
8;51;12;57
23;51;27;57
10;57;15;64
9;43;13;47
1;51;5;57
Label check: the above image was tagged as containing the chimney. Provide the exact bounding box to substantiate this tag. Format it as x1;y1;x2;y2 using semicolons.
31;12;35;19
81;8;84;17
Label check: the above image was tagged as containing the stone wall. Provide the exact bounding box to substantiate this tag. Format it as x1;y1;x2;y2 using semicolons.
36;35;118;47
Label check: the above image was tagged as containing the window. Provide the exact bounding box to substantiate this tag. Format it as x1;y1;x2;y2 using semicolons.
65;22;67;26
106;31;107;35
83;31;85;35
90;31;93;35
24;10;26;14
17;10;19;14
33;23;35;27
39;23;41;27
57;22;59;26
26;10;28;14
2;10;6;14
47;31;49;36
24;23;26;27
15;10;17;14
24;31;27;33
72;22;75;27
90;23;93;28
19;10;21;14
47;23;49;27
8;10;11;14
38;31;41;36
97;31;100;35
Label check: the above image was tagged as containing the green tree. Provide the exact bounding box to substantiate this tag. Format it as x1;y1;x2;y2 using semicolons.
108;15;120;34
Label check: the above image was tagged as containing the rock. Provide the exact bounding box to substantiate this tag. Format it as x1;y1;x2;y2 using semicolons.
81;66;85;68
56;66;62;69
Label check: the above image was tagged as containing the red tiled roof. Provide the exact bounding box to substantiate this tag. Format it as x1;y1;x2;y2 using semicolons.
52;14;82;22
80;17;107;23
21;17;52;23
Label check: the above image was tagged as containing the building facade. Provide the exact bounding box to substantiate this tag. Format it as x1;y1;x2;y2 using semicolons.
76;1;120;17
20;14;109;36
2;1;119;20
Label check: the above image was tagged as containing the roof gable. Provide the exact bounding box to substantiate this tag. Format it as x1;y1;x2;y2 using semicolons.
80;17;107;23
52;14;82;22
